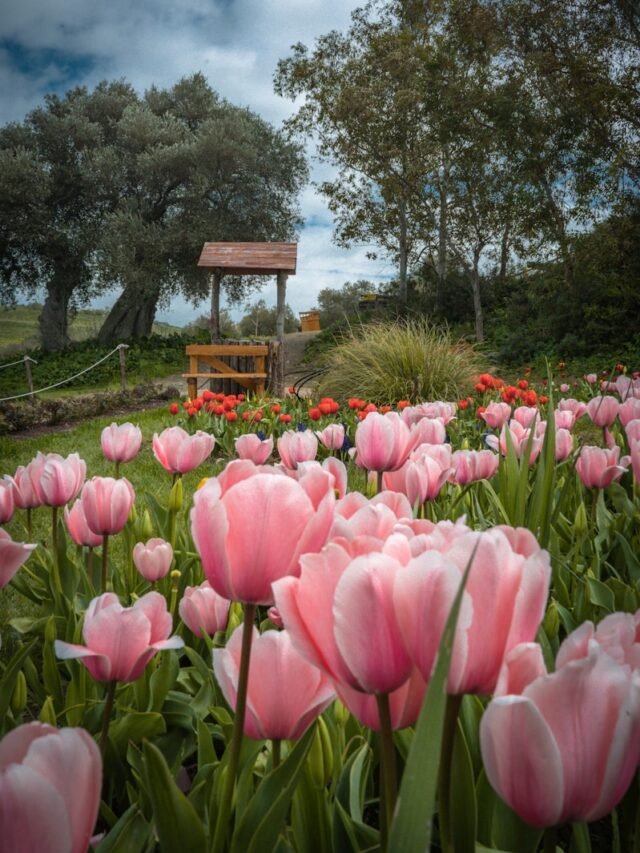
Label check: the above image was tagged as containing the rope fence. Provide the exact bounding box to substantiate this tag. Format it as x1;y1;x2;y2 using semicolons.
0;344;129;403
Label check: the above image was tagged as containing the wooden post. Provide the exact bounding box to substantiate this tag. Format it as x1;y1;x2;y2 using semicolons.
210;270;223;342
117;344;129;391
23;356;35;399
275;271;288;341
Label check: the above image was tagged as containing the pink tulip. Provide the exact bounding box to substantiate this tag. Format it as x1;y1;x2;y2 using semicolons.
555;610;640;671
0;529;36;589
480;401;511;430
8;461;45;509
179;581;231;637
626;419;640;445
512;406;538;428
585;373;598;384
0;478;15;524
0;722;102;853
39;453;86;508
480;644;640;827
55;591;184;682
576;446;630;489
191;466;335;604
133;538;173;582
277;429;318;469
64;500;103;548
555;428;574;462
101;422;142;464
630;438;640;484
315;424;345;451
402;402;456;426
450;449;498;486
586;395;620;428
213;627;336;740
322;456;348;498
152;426;214;474
620;398;640;427
80;477;135;536
554;409;576;430
612;374;640;400
558;398;587;420
234;433;273;464
336;667;427;731
485;421;542;464
559;383;570;393
354;412;413;472
383;452;451;505
409;417;446;447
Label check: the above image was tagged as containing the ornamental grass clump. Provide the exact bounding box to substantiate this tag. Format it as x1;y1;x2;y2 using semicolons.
317;319;486;404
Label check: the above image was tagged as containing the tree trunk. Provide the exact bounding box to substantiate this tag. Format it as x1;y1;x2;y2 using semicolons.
276;272;288;341
39;275;72;352
398;198;408;311
435;155;450;314
499;222;511;284
210;271;223;342
97;283;160;344
470;248;484;343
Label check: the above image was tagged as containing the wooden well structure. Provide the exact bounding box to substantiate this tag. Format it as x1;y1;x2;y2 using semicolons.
194;241;298;396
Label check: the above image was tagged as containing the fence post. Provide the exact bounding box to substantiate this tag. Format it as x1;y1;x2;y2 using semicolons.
117;344;129;391
23;356;36;399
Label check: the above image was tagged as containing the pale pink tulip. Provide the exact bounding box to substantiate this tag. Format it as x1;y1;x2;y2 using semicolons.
191;466;335;604
612;374;640;400
558;398;587;419
555;428;574;462
512;406;538;428
585;373;598;384
80;477;135;536
152;426;214;474
0;529;36;589
450;449;498;485
402;401;456;425
0;478;14;524
586;395;620;428
101;422;142;464
620;399;640;427
277;429;318;469
554;409;576;430
383;453;451;505
555;610;640;672
485;421;542;464
64;500;103;548
8;462;45;509
0;722;102;853
39;453;86;508
480;401;511;430
480;644;640;827
315;424;345;451
55;592;183;682
625;419;640;445
576;446;630;489
336;667;427;731
409;417;446;447
234;433;273;464
559;383;570;393
631;439;640;483
354;412;413;472
322;456;348;498
133;538;173;582
213;627;335;740
179;581;231;637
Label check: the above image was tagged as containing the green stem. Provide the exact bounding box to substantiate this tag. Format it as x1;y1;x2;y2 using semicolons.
101;535;109;593
376;692;396;852
438;694;462;853
376;470;383;495
114;461;121;479
272;738;281;770
212;603;257;852
26;507;32;539
543;826;557;853
99;681;117;757
50;506;62;594
633;770;640;853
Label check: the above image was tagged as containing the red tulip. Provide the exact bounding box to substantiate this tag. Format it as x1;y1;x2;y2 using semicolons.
55;592;183;682
133;538;173;581
0;722;102;853
101;422;142;464
213;627;335;740
152;426;214;474
179;581;231;638
80;477;135;535
0;529;36;589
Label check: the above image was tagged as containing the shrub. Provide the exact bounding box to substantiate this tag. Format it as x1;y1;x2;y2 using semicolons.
316;318;487;404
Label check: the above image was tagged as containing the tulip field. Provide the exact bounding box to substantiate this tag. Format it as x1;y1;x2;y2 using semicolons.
1;366;640;853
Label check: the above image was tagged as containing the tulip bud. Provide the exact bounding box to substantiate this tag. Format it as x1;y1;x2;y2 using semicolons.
128;503;138;524
168;477;183;512
39;696;57;726
141;509;154;541
543;600;560;641
226;602;243;636
334;699;350;728
574;502;588;537
306;719;331;790
44;615;57;644
10;671;27;716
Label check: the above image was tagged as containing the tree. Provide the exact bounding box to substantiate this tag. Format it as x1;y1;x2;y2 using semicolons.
315;279;379;327
238;299;297;338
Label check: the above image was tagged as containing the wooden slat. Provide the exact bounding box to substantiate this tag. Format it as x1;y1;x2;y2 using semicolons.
186;344;268;357
197;242;297;274
182;373;267;379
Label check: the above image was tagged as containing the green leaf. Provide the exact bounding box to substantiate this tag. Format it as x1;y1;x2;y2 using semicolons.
142;739;207;853
230;725;315;853
388;545;476;852
96;804;152;853
570;822;592;853
0;640;37;732
149;650;179;712
449;720;477;853
110;711;166;756
586;576;615;612
331;741;378;853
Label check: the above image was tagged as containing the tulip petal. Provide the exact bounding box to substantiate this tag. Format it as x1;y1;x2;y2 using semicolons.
0;763;72;853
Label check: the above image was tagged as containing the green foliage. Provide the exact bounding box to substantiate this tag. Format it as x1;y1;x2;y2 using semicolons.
238;300;297;338
317;319;487;404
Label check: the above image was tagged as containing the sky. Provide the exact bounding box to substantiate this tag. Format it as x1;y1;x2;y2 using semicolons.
0;0;393;326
